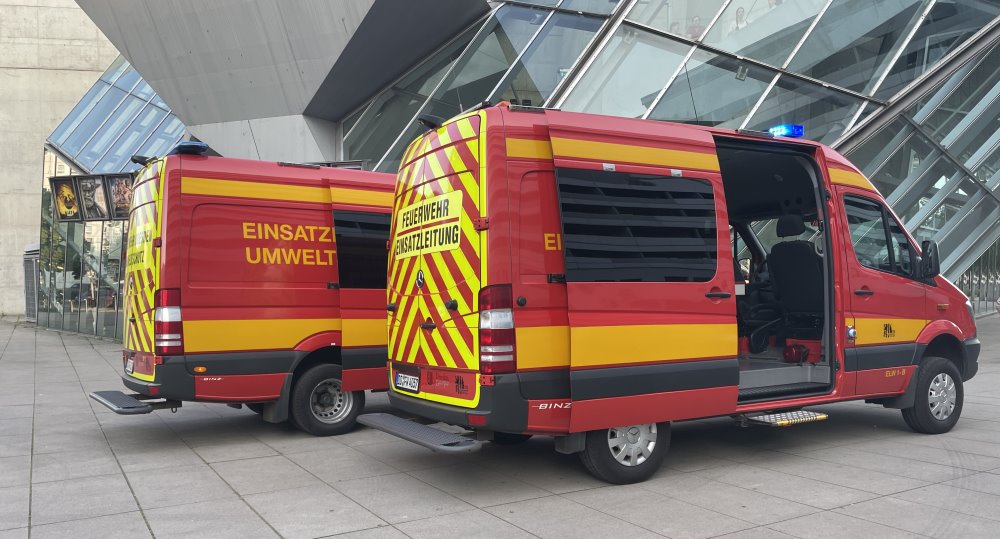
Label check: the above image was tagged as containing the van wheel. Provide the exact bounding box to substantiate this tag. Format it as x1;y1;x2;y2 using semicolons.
579;422;669;484
290;364;364;436
492;432;532;445
902;356;963;434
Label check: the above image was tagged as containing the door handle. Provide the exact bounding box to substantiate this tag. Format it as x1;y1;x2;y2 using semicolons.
854;289;875;296
705;291;732;299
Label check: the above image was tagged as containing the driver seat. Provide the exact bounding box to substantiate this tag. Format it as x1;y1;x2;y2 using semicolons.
768;215;823;317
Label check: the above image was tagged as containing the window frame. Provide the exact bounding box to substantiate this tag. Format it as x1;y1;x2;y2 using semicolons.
843;193;917;280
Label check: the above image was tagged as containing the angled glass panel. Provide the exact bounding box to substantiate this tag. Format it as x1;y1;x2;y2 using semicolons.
704;0;827;67
376;5;546;170
916;46;1000;143
493;11;603;106
627;0;726;39
132;80;156;101
95;105;169;173
49;82;112;148
560;0;621;15
343;24;477;162
745;75;865;143
561;25;689;118
869;130;936;197
786;0;923;93
342;104;366;137
76;96;146;170
876;0;1000;100
648;48;775;127
112;66;141;93
844;117;909;176
913;176;983;241
59;86;128;159
99;56;128;84
134;116;185;167
896;157;959;222
974;144;1000;183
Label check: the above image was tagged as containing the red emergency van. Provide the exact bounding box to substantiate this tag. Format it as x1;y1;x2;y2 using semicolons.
91;146;395;436
360;104;980;483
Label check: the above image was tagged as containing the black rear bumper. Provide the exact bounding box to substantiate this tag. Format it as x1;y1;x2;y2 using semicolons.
121;355;194;401
387;373;529;434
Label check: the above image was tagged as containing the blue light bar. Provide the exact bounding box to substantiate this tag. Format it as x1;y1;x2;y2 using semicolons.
168;140;210;155
768;124;804;138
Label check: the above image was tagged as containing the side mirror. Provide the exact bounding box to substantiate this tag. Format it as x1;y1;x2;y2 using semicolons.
920;240;940;279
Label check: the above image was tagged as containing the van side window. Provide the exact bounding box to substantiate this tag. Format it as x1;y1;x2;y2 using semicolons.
333;211;390;288
556;168;717;283
843;195;911;277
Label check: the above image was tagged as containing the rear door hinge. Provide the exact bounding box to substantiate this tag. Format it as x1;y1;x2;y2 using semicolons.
547;273;566;283
473;217;490;231
327;282;340;289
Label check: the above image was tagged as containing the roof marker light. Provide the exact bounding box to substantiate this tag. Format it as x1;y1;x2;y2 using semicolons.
168;141;210;155
768;124;804;138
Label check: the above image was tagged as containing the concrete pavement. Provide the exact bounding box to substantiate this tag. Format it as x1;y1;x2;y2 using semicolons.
0;314;998;538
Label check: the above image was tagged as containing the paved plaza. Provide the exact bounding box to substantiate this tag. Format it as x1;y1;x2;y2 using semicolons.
0;315;998;538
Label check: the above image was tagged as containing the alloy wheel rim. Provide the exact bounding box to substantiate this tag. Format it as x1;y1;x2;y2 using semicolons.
607;423;657;467
928;372;957;421
310;378;352;424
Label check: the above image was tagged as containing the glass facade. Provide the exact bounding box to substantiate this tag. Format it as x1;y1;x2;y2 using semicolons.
38;58;185;338
342;0;1000;307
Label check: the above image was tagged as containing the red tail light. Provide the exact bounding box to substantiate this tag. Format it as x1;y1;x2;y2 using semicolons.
479;285;515;374
154;288;183;355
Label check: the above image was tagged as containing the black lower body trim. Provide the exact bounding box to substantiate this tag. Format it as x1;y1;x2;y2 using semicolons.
844;343;918;372
518;369;569;400
738;382;828;400
182;351;299;375
571;358;738;401
343;347;389;371
963;338;980;380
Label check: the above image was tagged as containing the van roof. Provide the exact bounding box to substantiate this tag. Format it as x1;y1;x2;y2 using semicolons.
169;154;396;193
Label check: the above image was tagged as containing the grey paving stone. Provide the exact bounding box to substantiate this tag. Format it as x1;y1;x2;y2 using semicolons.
746;450;930;495
695;463;881;510
334;472;473;524
479;450;607;495
187;435;279;463
144;498;277;539
409;463;550;508
30;511;152;539
287;445;398;483
325;526;408;539
29;474;137;526
244;484;384;538
395;508;537;539
487;494;662;539
566;484;754;538
111;442;206;473
942;470;1000;495
895;482;1000;521
848;438;1000;471
0;485;28;531
836;496;999;538
0;435;32;458
769;510;921;538
641;469;821;525
31;448;121;484
211;455;322;495
125;464;236;510
794;446;973;482
715;527;799;539
250;425;348;455
361;440;474;473
0;419;30;438
0;457;28;488
0;528;27;539
0;407;31;420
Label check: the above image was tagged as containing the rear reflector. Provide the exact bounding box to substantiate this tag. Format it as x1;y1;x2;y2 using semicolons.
479;285;515;374
154;289;184;356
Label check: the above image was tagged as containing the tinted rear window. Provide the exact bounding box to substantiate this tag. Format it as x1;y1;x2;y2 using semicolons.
334;210;391;288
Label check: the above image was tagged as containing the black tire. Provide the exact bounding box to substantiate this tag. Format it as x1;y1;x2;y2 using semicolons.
492;432;532;445
579;422;670;484
290;364;365;436
901;356;963;434
246;403;265;414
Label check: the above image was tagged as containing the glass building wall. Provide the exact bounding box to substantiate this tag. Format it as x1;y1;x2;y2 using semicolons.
343;0;1000;303
38;57;185;339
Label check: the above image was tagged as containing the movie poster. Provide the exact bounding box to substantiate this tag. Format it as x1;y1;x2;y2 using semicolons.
76;176;111;221
104;174;133;220
50;177;82;222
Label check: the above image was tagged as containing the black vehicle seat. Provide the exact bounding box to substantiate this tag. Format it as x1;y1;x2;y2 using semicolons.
768;215;823;317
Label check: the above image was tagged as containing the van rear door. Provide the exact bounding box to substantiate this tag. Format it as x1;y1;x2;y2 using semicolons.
388;111;486;408
122;158;164;382
543;113;740;432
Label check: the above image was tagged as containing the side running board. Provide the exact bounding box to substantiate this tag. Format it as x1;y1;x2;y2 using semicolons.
89;390;181;415
358;413;482;453
742;410;828;427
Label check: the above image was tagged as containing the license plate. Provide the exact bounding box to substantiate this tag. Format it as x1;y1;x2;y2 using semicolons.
124;358;134;374
394;371;419;393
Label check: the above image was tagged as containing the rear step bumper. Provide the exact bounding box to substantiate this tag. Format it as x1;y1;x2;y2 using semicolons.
89;390;181;415
358;413;481;453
